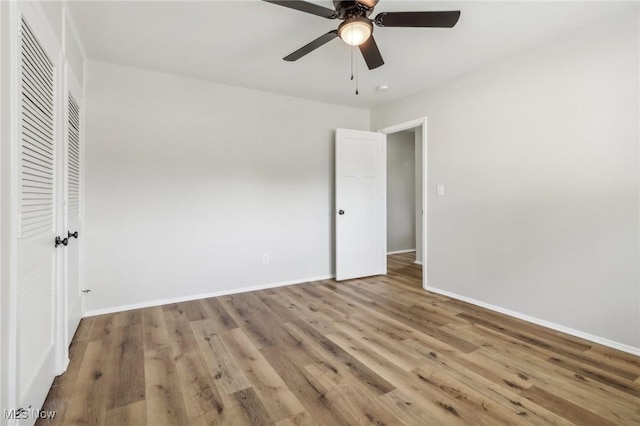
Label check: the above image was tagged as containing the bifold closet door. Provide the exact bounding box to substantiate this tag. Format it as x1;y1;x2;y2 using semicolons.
16;14;59;412
65;93;82;345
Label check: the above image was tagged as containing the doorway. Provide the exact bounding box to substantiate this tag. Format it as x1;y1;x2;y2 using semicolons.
379;118;427;289
386;130;417;260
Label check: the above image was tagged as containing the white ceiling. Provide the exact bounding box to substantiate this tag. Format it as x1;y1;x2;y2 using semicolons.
68;1;635;108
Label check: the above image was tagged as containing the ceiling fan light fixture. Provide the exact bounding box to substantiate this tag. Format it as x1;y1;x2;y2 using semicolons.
338;17;372;46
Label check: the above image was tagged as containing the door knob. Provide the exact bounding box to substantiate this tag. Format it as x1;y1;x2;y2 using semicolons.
338;210;345;215
55;236;68;248
68;231;78;239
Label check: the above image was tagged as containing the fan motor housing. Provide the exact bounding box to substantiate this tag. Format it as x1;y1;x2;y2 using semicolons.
333;0;374;19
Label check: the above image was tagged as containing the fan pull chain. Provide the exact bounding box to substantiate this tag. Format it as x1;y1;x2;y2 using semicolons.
350;45;354;81
355;51;359;95
349;45;358;95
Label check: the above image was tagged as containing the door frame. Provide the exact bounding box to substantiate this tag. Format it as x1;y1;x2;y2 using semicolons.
378;117;428;289
3;1;22;416
0;0;14;417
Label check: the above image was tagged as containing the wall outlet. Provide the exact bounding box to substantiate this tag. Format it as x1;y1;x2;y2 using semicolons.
263;253;269;264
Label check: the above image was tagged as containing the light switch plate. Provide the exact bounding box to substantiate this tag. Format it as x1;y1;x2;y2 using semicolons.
437;184;445;197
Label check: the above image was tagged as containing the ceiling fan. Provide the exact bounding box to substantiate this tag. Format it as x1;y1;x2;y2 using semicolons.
263;0;461;70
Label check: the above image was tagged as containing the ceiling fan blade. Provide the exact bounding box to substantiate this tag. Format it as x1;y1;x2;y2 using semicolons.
374;11;461;28
359;35;384;70
283;30;339;61
262;0;337;19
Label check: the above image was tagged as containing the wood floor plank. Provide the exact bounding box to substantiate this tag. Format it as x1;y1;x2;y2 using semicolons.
176;300;208;322
231;388;273;426
275;286;338;334
144;346;190;426
321;281;481;353
304;363;342;392
350;277;466;322
142;306;170;352
89;313;120;342
274;410;316;426
219;294;281;349
173;349;227;425
326;331;491;424
190;319;252;395
321;383;401;425
470;347;640;423
379;388;463;426
331;319;422;371
72;316;96;342
416;364;573;426
197;297;239;331
455;310;639;383
400;335;534;394
450;299;594;351
349;279;465;327
223;327;306;422
519;386;618;426
411;367;540;426
36;340;92;426
105;400;147;426
163;303;201;357
40;254;640;425
107;323;146;410
60;340;115;425
582;347;640;380
284;319;397;396
586;345;640;370
252;290;301;324
545;353;640;398
260;344;361;426
457;311;591;354
115;309;143;328
470;336;640;409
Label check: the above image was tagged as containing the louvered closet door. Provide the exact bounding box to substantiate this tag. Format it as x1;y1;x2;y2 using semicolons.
65;94;82;345
17;15;59;412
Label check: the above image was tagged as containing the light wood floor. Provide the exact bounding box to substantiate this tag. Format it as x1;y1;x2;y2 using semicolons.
39;253;640;425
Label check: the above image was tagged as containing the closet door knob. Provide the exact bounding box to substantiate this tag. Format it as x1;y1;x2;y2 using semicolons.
338;210;345;215
68;231;79;239
55;236;68;248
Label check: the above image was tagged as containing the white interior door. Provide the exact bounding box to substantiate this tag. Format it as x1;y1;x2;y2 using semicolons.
16;10;60;414
64;90;82;346
335;128;386;281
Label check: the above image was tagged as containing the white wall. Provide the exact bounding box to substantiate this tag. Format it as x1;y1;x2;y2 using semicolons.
83;61;369;314
387;131;416;253
371;12;640;349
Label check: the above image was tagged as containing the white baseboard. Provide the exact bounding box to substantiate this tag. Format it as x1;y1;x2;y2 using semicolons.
84;274;335;317
387;249;416;255
425;285;640;356
57;356;70;376
414;260;423;265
